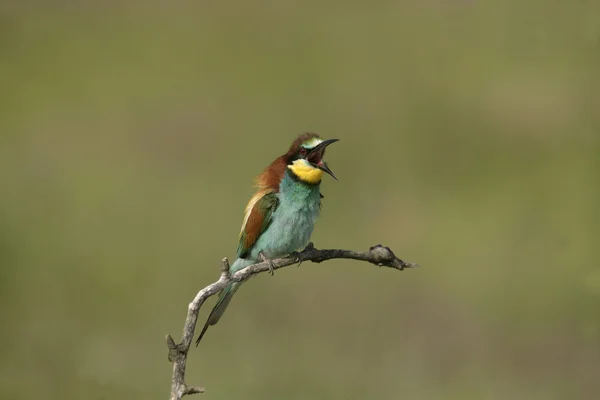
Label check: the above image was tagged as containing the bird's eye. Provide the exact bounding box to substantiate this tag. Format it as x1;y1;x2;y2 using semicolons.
299;148;307;157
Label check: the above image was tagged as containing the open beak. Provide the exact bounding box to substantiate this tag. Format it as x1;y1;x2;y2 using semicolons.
307;138;339;181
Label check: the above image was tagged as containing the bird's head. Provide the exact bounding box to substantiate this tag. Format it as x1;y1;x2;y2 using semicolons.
285;133;339;184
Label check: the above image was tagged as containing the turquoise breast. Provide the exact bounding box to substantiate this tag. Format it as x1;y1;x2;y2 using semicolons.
248;170;321;260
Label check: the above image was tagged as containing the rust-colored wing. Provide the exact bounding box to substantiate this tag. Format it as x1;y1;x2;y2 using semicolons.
237;191;279;259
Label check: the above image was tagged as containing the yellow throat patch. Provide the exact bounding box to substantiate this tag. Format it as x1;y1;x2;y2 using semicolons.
288;159;323;184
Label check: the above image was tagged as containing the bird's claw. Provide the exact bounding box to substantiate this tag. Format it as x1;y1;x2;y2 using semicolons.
269;260;276;275
290;251;303;267
258;252;276;276
292;243;314;267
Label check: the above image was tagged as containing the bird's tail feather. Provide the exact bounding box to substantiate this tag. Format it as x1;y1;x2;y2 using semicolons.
195;283;238;346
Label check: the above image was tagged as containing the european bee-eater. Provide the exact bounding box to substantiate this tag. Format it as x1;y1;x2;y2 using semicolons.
195;133;339;345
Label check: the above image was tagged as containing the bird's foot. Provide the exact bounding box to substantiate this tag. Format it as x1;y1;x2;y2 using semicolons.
292;243;315;267
258;252;276;276
289;251;303;267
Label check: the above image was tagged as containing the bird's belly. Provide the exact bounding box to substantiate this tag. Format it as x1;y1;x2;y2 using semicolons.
250;205;318;259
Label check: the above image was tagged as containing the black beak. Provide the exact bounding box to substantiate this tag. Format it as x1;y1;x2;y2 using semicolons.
307;139;339;181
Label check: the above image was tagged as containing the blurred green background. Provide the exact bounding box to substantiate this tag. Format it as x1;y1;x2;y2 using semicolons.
1;1;599;399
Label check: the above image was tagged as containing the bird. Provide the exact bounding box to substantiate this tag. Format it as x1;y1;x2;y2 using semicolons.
195;133;339;346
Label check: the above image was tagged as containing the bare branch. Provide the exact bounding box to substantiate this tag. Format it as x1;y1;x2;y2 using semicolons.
167;244;418;399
